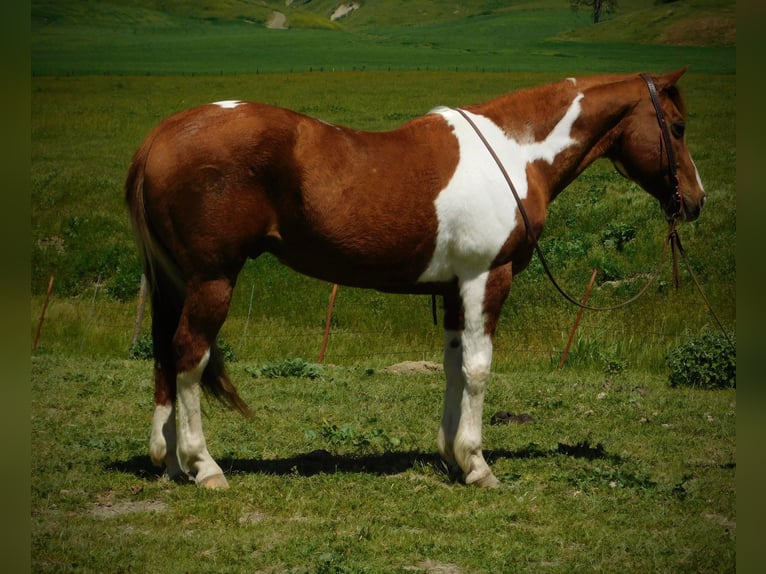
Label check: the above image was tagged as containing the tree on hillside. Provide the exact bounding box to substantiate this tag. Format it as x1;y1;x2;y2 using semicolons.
570;0;618;24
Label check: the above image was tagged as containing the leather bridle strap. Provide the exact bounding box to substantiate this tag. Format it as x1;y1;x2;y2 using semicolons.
640;73;683;220
453;106;666;312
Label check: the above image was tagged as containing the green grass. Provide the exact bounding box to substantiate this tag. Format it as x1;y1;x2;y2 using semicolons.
31;70;735;373
30;5;736;570
32;0;735;75
31;355;735;572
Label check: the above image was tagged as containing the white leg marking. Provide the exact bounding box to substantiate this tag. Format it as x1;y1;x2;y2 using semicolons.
438;329;464;466
453;273;497;486
175;349;229;488
150;403;183;479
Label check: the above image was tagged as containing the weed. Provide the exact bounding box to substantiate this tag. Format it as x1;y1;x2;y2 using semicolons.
247;357;324;379
601;222;637;252
306;421;401;453
565;462;657;493
666;331;736;389
127;335;237;362
603;354;628;376
128;333;152;360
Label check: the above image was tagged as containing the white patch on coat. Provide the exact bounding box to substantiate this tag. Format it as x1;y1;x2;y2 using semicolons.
418;93;584;283
213;100;243;109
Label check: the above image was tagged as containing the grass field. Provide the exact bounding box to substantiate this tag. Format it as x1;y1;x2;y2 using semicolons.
30;1;736;572
32;0;735;76
31;355;735;573
31;70;736;372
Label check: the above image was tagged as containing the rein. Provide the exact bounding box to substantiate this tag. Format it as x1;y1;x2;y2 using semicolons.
449;73;685;312
453;106;664;312
433;77;733;349
667;226;735;349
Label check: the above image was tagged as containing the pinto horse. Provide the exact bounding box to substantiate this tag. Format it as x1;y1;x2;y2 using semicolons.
126;69;705;488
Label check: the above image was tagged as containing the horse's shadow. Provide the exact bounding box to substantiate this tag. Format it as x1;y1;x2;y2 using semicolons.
107;441;615;482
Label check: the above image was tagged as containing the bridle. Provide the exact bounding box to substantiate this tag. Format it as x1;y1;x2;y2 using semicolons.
450;73;687;311
445;75;732;346
640;73;684;222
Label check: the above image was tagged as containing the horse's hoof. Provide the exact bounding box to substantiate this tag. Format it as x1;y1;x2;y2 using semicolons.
199;473;229;490
466;471;500;488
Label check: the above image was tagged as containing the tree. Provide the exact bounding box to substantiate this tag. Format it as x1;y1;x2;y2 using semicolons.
570;0;618;24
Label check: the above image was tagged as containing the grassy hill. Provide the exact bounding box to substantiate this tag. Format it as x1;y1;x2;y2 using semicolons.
32;0;736;75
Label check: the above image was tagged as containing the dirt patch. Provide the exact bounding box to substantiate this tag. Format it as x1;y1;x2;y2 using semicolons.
331;2;360;22
239;511;269;524
404;560;462;574
266;11;287;29
490;411;535;425
37;235;65;253
660;15;735;47
383;360;442;375
704;512;736;532
91;499;168;518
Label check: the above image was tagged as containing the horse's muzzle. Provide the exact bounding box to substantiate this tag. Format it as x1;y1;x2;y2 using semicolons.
667;195;704;222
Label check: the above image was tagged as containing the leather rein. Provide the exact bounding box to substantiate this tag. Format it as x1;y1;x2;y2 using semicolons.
451;73;684;312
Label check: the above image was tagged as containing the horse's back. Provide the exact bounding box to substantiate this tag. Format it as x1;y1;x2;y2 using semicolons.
129;100;464;288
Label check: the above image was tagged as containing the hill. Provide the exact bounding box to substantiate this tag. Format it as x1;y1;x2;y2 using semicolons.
32;0;736;76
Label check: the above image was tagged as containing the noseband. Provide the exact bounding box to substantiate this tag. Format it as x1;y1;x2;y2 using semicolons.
640;73;683;221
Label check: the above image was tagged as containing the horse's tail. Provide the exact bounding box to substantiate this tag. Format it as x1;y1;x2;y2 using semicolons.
125;140;251;417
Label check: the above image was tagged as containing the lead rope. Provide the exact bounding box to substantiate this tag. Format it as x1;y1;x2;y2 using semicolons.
667;228;735;349
448;107;733;349
453;106;665;312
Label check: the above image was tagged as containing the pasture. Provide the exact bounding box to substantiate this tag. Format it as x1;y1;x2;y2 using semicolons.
31;71;735;371
30;1;736;572
32;355;735;572
30;68;736;574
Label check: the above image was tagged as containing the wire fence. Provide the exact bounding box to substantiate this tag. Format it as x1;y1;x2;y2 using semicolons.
31;274;736;374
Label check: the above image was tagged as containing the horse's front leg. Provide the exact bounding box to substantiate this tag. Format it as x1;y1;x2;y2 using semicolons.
437;327;463;473
437;283;465;473
439;265;512;487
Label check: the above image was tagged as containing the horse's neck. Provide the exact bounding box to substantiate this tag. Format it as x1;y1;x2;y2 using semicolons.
479;78;639;202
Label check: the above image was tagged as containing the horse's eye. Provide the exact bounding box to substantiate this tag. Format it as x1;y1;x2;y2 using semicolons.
671;122;685;139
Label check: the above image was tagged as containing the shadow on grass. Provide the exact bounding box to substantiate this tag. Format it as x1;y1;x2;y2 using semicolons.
107;440;618;482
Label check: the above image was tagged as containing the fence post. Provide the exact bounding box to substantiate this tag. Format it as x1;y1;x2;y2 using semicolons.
318;283;339;364
558;268;598;372
32;275;55;353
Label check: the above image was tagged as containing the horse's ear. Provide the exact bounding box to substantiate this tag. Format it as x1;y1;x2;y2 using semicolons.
656;67;688;90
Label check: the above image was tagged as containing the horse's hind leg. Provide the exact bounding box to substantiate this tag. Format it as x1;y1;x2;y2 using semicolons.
172;276;236;489
150;370;183;481
149;273;184;480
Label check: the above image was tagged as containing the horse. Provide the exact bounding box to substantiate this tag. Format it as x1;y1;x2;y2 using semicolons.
126;69;705;489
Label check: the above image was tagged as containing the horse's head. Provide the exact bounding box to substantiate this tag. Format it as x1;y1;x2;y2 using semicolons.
610;68;706;222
